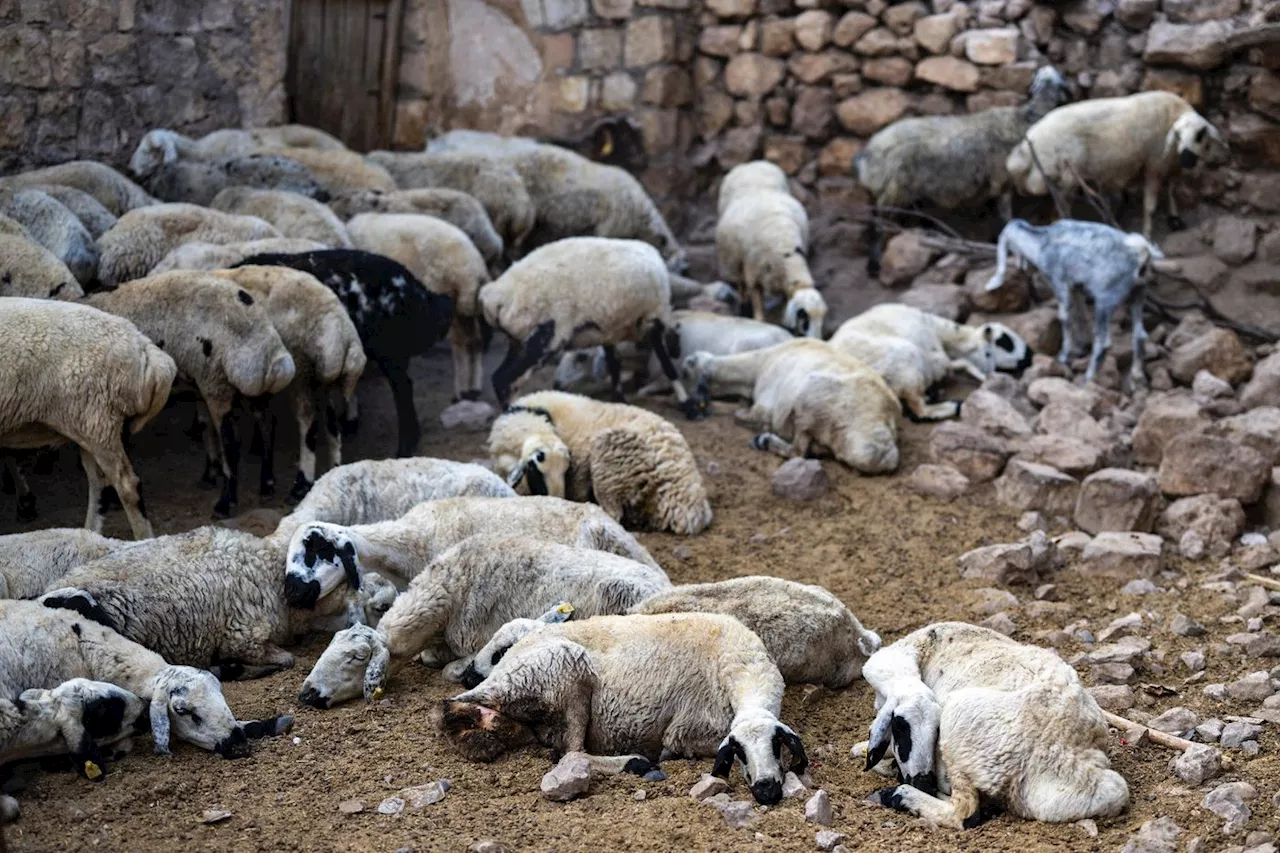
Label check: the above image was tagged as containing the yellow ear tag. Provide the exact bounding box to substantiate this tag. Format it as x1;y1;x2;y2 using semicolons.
556;602;575;615
600;130;614;158
84;760;103;780
371;687;384;701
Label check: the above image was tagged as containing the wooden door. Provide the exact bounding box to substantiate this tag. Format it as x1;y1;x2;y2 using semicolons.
287;0;404;152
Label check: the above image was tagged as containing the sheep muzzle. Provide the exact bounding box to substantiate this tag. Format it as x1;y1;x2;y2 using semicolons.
750;778;783;806
1179;149;1199;169
214;727;252;759
439;700;529;763
284;574;321;609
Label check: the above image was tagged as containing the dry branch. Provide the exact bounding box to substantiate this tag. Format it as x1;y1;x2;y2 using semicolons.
1102;710;1197;752
1244;572;1280;592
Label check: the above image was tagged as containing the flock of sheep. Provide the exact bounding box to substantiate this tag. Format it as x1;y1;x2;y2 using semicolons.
0;62;1232;838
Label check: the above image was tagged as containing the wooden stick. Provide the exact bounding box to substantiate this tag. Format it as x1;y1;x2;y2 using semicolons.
1102;710;1197;751
1244;572;1280;592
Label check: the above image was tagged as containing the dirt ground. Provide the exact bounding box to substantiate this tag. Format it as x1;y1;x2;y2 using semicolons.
1;295;1277;852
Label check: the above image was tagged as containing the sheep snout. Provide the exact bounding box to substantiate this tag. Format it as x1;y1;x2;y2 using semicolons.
298;685;329;710
438;700;528;763
214;726;251;759
283;574;321;609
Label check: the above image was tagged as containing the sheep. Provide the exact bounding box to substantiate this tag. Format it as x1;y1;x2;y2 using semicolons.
682;339;902;474
297;534;671;709
553;310;792;398
258;147;396;195
1007;90;1226;238
211;265;367;502
0;189;97;284
210;187;351;247
856;65;1071;276
487;390;712;535
0;529;123;600
85;271;296;517
717;160;790;216
0;161;156;216
328;188;504;273
985;219;1158;384
0;234;82;300
345;213;489;402
428;117;648;172
149;238;327;275
281;495;661;612
860;622;1129;828
26;184;116;238
231;249;454;456
95;203;282;287
0;299;175;539
128;126;346;179
830;304;1033;421
365;150;535;253
143;153;328;206
478;237;703;414
439;612;806;805
717;187;826;337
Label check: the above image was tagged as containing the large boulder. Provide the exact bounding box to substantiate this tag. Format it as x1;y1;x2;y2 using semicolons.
1206;407;1280;464
1158;433;1269;503
1167;326;1253;385
959;530;1061;584
1131;392;1211;465
960;389;1032;439
1078;532;1165;579
1027;377;1103;416
1074;469;1163;534
1013;434;1104;477
930;422;1009;482
995;460;1079;515
1036;401;1111;447
1143;20;1235;71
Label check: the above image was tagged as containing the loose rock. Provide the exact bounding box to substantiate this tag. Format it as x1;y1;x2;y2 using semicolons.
1121;816;1183;853
773;458;830;501
1226;671;1277;702
1078;532;1165;579
1220;720;1263;748
907;463;970;499
400;780;450;808
338;799;365;814
1203;781;1256;835
540;752;592;802
1074;468;1162;534
816;829;848;851
690;774;731;801
1149;706;1198;734
440;400;497;431
804;789;832;826
995;459;1079;515
376;798;405;815
1170;744;1222;786
1158;434;1269;504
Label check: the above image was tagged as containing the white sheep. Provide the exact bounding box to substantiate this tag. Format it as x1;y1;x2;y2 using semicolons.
143;152;328;206
488;391;712;535
149;237;328;275
478;237;703;414
128;126;346;179
717;160;790;216
439;612;806;805
0;189;98;284
95;203;282;286
0;528;123;600
0;299;176;539
0;233;82;300
1007;90;1226;237
830;303;1033;422
29;184;117;238
210;187;352;247
258;147;396;195
328;188;504;273
86;271;296;517
0;161;156;216
682;339;902;474
297;534;670;708
861;622;1129;828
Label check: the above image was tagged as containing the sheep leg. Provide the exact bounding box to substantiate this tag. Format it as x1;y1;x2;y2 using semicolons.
1164;180;1184;232
947;359;987;383
493;322;556;408
602;345;625;402
212;644;296;681
248;396;276;499
1084;304;1112;384
288;387;318;504
748;287;766;322
1128;285;1148;386
324;398;342;470
870;773;986;830
196;403;221;488
1141;171;1160;238
1055;287;1074;364
341;392;360;438
80;447;108;534
751;432;796;458
375;356;420;458
210;402;240;518
491;336;525;408
900;389;961;423
648;320;706;420
87;444;152;540
4;455;36;522
577;753;666;781
447;324;479;403
866;217;883;279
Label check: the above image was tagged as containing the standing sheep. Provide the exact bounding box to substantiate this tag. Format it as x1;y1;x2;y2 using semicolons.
717;160;790;215
329;188;504;274
0;299;176;539
211;187;351;247
0;528;124;600
259;147;396;195
0;161;156;216
488;390;712;535
0;189;98;285
1007;90;1226;237
856;66;1070;276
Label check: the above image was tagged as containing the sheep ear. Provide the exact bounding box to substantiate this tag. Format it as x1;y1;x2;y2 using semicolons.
506;464;526;489
776;725;808;774
149;694;171;755
338;541;360;590
982;325;994;342
711;736;740;778
523;461;548;496
363;640;391;701
540;602;575;623
1163;124;1181;160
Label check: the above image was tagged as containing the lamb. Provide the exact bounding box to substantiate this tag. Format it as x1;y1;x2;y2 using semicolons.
1;599;292;758
985;219;1159;384
345;213;489;402
0;299;176;539
0;161;156;216
365;150;535;253
439;612;806;805
0;528;124;600
830;303;1033;421
328;188;504;274
143;153;328;206
149;238;327;275
479;237;703;414
860;622;1129;828
29;184;117;238
1007;90;1226;237
86;271;296;517
128;126;345;179
682;339;902;474
259;147;396;195
717;159;790;215
489;390;712;534
0;234;82;300
210;187;351;247
282;495;661;611
231;249;455;456
856;66;1071;276
95;203;282;286
211;265;367;502
297;534;670;708
0;189;98;284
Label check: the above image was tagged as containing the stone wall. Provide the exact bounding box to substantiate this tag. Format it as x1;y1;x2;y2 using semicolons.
0;0;289;173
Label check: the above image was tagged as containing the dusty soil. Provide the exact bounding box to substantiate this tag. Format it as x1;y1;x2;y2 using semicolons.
1;317;1277;852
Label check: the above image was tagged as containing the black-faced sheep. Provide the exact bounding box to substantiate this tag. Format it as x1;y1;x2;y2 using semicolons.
0;528;123;600
488;391;713;535
210;187;351;247
1007;90;1226;237
0;234;82;300
232;249;456;457
861;622;1128;828
0;299;176;538
0;189;98;284
0;161;156;216
440;612;805;805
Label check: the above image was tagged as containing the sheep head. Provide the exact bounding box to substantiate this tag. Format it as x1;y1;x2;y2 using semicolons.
298;624;388;709
129;129;184;179
783;287;827;340
285;523;361;610
1167;111;1227;170
150;666;289;759
711;709;808;806
552;349;605;393
507;434;570;498
961;323;1032;375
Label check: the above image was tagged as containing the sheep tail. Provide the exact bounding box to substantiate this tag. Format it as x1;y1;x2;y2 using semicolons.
130;342;177;434
985;222;1019;292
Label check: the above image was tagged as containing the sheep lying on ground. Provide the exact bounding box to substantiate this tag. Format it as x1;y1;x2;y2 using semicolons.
329;188;504;273
856;66;1070;276
87;271;296;516
0;234;82;300
234;250;455;456
144;153;328;206
346;213;489;402
440;612;805;805
211;187;351;247
128;126;345;180
150;238;327;274
479;238;703;413
683;339;901;474
0;161;156;216
0;299;176;538
0;528;123;599
2;600;291;757
261;147;396;195
298;535;670;708
96;203;282;286
282;495;660;611
212;265;367;502
985;219;1159;383
0;189;98;283
1007;90;1225;237
32;184;117;238
717;160;790;216
830;304;1033;421
488;391;712;535
861;622;1128;828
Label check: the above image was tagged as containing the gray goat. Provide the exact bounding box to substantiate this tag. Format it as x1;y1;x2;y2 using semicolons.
984;219;1161;384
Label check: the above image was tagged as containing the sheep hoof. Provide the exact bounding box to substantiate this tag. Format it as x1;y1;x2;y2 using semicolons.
750;433;769;451
869;786;907;812
212;499;235;519
622;756;658;777
15;493;36;522
1166;215;1186;232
